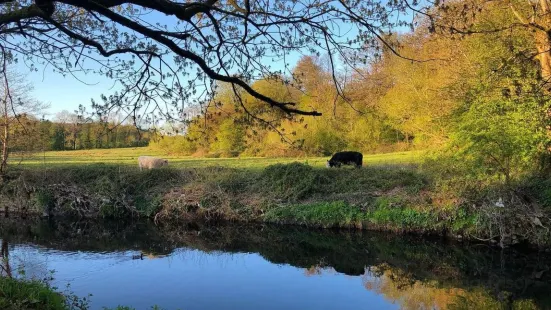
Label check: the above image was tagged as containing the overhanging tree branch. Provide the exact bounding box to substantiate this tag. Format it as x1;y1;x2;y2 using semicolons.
0;0;427;122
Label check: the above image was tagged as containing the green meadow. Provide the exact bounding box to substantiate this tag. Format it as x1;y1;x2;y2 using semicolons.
11;148;423;169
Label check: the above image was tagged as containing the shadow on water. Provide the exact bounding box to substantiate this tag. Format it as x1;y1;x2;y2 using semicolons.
1;216;551;309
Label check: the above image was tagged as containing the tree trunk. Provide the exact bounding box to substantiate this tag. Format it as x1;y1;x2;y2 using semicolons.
0;133;7;174
536;1;551;164
1;240;11;278
539;0;551;88
536;31;551;89
1;118;7;175
510;0;551;88
0;97;7;219
0;98;8;176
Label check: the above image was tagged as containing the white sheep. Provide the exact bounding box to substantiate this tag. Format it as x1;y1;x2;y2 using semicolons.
138;156;169;171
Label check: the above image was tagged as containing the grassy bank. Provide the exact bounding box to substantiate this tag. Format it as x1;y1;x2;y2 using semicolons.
1;148;550;247
0;276;66;310
0;276;158;309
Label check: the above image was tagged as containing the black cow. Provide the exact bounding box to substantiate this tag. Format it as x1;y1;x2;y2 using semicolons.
326;151;363;168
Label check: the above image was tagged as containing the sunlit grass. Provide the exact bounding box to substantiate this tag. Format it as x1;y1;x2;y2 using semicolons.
10;147;423;169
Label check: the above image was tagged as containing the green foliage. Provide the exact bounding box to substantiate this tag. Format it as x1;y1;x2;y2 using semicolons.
10;117;151;154
451;96;548;184
150;136;197;155
369;199;435;229
33;189;55;213
520;176;551;209
134;195;163;217
264;201;363;227
264;200;450;232
449;208;479;234
264;199;480;234
50;125;66;151
0;277;65;310
211;119;246;157
302;127;348;156
432;0;551;185
260;163;326;201
260;162;425;196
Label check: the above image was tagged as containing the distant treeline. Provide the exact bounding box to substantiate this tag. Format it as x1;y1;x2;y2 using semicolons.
5;114;150;152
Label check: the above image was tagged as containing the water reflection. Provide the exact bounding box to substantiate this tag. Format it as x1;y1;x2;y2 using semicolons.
1;239;11;277
363;265;543;310
0;217;550;309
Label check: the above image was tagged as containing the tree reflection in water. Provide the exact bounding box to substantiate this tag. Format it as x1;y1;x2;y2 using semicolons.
0;217;550;309
1;239;11;278
361;265;540;310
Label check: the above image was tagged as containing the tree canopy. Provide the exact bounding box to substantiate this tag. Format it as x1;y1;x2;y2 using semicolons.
0;0;427;125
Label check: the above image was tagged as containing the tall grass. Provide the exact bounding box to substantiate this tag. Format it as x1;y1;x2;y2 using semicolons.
0;276;162;310
0;277;76;310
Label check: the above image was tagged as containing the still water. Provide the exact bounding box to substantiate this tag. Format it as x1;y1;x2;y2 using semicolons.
1;218;550;310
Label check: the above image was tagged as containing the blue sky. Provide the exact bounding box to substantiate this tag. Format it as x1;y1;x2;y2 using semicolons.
15;61;115;118
13;20;306;119
15;50;305;120
10;3;416;120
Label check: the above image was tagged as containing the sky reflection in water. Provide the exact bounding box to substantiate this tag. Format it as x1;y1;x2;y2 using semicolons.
8;244;395;310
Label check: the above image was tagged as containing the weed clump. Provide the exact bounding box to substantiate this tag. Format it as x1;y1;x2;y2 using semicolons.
260;162;328;201
264;201;362;227
33;189;55;214
0;277;66;310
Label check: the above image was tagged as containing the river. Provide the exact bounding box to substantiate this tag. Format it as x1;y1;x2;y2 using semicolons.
0;217;550;309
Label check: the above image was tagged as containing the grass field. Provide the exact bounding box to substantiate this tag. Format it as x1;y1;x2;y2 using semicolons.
10;148;424;169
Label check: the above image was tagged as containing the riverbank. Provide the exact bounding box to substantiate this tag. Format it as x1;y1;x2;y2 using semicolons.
1;162;550;248
0;276;144;309
0;276;65;310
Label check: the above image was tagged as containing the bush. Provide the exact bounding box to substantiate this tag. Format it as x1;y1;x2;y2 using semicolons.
33;189;55;213
449;97;547;185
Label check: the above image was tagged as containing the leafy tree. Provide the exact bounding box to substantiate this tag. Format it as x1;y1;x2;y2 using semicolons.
302;126;347;156
0;67;47;174
211;119;245;157
50;124;65;151
435;0;551;183
427;0;551;91
452;97;547;184
0;0;425;125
